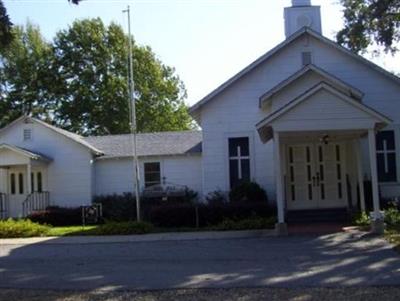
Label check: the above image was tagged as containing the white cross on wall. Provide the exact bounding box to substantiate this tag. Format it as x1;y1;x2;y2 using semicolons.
377;140;396;173
230;146;250;179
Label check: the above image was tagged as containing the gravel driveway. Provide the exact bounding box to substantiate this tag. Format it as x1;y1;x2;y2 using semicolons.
0;232;399;291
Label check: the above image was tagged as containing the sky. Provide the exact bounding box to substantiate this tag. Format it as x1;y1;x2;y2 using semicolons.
4;0;400;106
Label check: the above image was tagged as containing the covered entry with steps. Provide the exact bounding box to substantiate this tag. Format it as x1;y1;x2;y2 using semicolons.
0;144;51;218
257;80;392;234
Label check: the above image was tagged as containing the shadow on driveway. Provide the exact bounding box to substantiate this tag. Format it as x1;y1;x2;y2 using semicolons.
0;232;399;294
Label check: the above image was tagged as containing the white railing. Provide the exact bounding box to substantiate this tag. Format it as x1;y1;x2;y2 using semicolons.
0;193;8;219
22;191;50;217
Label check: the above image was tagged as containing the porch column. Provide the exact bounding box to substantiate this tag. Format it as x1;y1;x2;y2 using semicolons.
273;131;288;235
367;129;384;234
26;162;32;194
354;140;366;212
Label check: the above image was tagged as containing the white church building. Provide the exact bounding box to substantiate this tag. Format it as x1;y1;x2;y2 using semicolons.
1;0;399;233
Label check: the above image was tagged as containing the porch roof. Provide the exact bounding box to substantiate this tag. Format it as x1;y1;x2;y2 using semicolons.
256;82;392;143
0;144;52;164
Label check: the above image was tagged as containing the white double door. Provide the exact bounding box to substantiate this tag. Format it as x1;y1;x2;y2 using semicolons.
286;142;347;210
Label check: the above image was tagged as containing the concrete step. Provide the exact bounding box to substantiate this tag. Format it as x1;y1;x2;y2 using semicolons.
286;208;350;223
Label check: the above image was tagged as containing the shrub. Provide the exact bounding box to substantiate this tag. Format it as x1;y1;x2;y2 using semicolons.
94;193;137;222
206;190;228;205
229;181;268;202
88;221;153;235
353;212;371;227
385;207;400;226
0;219;50;238
148;201;275;228
94;190;199;222
27;206;82;226
212;217;276;231
149;204;197;227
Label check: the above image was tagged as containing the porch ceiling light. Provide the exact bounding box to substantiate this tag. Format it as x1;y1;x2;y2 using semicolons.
320;134;330;145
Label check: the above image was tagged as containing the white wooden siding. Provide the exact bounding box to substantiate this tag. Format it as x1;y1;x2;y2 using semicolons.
0;122;94;207
0;149;29;166
198;33;400;199
273;89;380;131
94;155;202;197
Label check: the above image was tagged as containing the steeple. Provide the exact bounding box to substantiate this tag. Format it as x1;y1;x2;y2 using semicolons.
284;0;322;38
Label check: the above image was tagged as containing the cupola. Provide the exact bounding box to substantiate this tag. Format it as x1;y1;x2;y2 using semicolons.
284;0;322;37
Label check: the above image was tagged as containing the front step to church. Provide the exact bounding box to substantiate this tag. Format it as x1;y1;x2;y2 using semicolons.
286;208;351;224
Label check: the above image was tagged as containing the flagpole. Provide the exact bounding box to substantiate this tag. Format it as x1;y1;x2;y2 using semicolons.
123;5;141;222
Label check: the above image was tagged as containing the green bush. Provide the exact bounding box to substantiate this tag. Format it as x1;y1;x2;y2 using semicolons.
385;207;400;226
354;212;371;227
94;193;137;222
206;190;228;205
229;181;268;202
88;221;153;235
94;190;199;222
212;217;276;231
148;201;275;228
27;206;82;226
0;219;50;238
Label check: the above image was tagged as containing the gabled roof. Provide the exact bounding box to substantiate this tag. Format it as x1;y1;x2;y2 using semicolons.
0;116;103;155
0;116;202;159
256;81;392;132
0;143;52;162
259;64;364;108
84;131;202;159
189;27;400;117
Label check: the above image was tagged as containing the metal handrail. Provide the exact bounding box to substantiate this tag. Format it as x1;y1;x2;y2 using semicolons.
0;193;8;219
22;191;50;217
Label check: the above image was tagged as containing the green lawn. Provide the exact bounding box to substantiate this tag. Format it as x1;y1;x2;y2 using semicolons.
385;226;400;252
0;217;275;238
47;225;98;236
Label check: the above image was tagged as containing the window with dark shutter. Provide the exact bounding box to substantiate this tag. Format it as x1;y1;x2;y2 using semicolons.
376;130;397;182
144;162;161;187
228;137;250;188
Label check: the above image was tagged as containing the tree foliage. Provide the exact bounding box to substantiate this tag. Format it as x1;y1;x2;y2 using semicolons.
0;0;13;48
337;0;400;54
0;0;81;48
0;19;193;135
0;23;54;126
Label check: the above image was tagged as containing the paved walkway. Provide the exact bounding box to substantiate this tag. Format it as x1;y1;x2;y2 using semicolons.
0;229;274;245
0;231;399;290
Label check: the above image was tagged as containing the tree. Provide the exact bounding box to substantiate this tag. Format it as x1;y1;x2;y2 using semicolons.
51;18;191;135
0;19;192;135
0;23;54;127
0;0;81;48
337;0;400;54
0;0;13;48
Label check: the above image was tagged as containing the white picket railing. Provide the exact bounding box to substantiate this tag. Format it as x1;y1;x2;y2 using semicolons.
0;193;8;219
22;191;50;217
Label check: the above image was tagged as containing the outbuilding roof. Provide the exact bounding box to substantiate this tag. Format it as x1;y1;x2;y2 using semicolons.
84;131;202;159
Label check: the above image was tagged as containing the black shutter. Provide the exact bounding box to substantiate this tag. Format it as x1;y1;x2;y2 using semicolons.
228;137;250;188
376;131;397;182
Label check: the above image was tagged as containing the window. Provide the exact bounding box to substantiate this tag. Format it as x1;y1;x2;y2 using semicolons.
31;172;34;193
18;173;24;194
23;128;32;141
10;173;16;195
37;172;43;192
228;137;250;188
144;162;161;188
302;52;312;66
376;130;397;182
